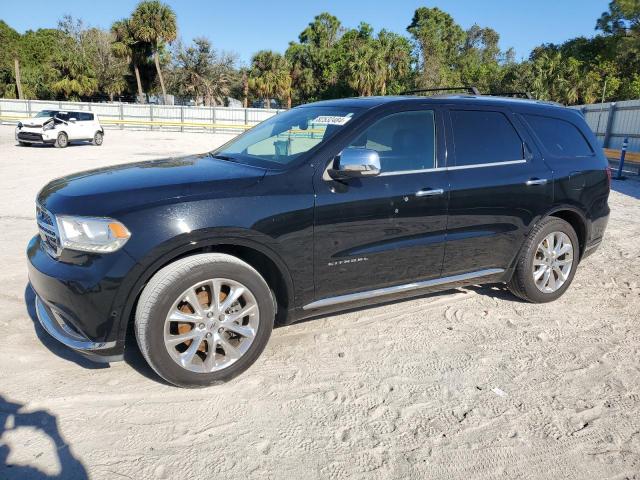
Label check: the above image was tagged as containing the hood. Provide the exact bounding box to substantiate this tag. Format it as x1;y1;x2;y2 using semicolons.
38;154;267;216
21;118;53;128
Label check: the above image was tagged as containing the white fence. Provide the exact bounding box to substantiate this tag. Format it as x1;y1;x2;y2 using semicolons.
0;99;283;134
570;99;640;152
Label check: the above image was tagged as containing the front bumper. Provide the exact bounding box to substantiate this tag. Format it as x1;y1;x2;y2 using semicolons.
16;129;56;144
27;234;137;362
34;295;122;362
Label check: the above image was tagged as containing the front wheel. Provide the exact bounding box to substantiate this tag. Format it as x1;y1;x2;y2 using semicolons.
508;217;579;303
54;132;68;148
93;131;103;146
135;253;275;387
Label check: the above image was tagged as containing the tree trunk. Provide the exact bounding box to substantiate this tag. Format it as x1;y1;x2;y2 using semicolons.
287;95;292;109
154;50;167;103
242;72;248;108
133;63;144;103
14;58;23;100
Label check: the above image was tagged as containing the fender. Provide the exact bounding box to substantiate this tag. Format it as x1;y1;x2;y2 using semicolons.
111;228;296;345
507;203;589;274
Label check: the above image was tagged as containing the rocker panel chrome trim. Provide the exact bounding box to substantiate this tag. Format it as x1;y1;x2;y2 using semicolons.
303;268;504;310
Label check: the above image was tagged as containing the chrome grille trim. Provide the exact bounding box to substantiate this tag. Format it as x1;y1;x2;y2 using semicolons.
36;203;60;258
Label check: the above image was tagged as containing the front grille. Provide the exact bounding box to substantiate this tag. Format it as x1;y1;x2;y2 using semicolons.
18;132;43;142
36;204;60;258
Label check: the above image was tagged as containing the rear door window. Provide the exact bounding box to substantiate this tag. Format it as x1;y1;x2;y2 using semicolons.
77;112;94;121
523;114;593;157
450;110;524;166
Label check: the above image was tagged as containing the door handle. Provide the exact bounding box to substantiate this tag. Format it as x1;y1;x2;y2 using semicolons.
415;188;444;197
525;178;548;186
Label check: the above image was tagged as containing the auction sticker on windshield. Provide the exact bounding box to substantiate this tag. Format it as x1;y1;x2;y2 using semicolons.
311;115;352;126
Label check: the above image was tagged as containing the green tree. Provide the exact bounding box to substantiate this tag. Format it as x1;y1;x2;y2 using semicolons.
407;7;465;88
50;16;98;99
343;29;384;96
377;30;413;95
248;50;291;108
85;28;128;100
111;18;148;101
285;13;343;102
131;0;177;101
0;21;21;98
171;37;236;106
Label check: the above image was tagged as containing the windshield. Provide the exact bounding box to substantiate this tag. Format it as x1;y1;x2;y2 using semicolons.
212;106;362;168
35;110;59;118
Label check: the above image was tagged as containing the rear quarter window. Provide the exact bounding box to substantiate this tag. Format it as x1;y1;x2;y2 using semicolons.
524;114;593;157
77;112;94;121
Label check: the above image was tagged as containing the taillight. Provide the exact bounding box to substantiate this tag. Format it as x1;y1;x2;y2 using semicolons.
606;166;612;188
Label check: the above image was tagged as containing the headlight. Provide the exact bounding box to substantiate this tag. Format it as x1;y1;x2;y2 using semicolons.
56;215;131;253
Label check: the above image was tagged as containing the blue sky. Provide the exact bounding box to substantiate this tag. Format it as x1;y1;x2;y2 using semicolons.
1;0;609;64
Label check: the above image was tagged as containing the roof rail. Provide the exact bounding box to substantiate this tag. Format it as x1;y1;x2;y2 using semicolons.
486;91;533;99
401;86;481;96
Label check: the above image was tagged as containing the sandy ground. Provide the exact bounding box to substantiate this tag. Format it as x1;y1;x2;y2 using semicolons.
0;124;639;480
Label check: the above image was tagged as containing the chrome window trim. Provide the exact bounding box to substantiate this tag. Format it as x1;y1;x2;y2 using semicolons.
446;159;526;170
378;159;526;176
303;268;504;310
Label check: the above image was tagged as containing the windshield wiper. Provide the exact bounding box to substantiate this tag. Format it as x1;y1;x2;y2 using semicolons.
209;153;239;162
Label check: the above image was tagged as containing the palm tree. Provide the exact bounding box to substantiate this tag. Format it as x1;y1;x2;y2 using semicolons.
111;18;145;102
131;0;177;102
248;50;291;109
345;42;385;96
240;68;249;108
172;38;235;106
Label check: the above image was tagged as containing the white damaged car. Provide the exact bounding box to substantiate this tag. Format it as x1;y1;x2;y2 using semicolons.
16;110;104;148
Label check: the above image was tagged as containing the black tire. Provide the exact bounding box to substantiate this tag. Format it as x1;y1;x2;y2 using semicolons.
135;253;275;388
93;131;103;146
18;141;30;147
508;217;580;303
54;132;68;148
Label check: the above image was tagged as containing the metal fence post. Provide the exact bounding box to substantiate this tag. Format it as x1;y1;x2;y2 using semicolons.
212;106;216;134
244;108;248;127
180;106;184;132
614;137;629;180
603;102;617;148
27;99;31;117
149;104;153;131
120;103;124;130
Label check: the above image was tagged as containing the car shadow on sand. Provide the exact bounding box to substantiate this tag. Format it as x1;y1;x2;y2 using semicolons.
611;176;640;200
0;395;88;479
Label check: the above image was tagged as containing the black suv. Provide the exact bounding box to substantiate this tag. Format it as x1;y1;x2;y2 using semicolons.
27;95;610;387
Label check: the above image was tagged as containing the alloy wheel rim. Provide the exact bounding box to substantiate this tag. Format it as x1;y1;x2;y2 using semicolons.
532;231;574;293
163;278;260;373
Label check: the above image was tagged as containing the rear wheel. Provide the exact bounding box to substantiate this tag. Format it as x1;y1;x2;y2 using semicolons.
135;253;275;387
93;131;103;146
508;217;579;303
54;132;68;148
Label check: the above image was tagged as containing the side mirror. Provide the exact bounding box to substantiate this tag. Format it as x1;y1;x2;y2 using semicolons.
69;117;77;123
330;148;381;179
